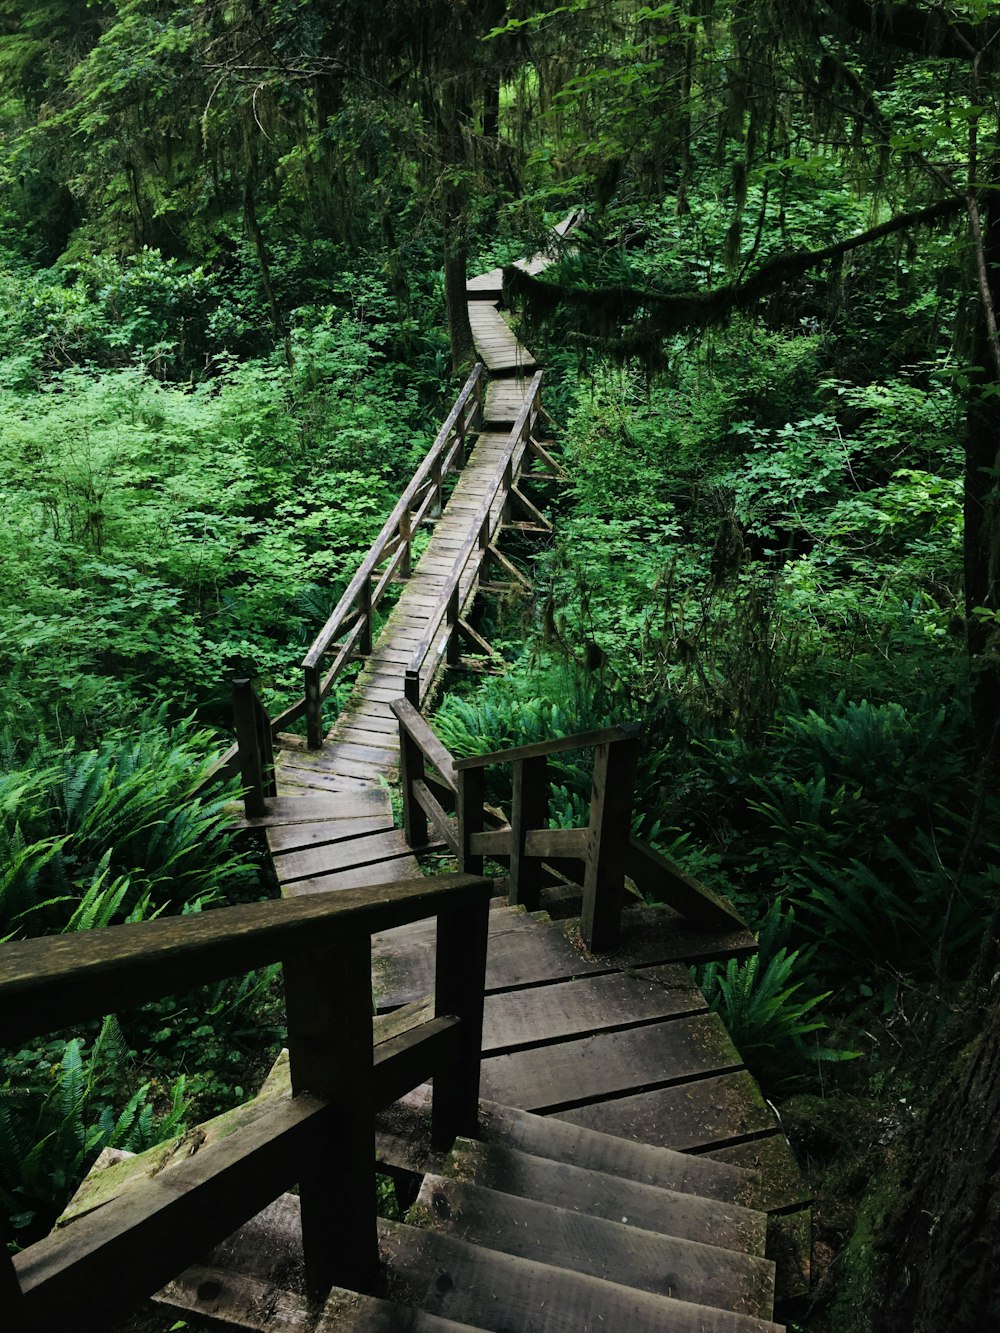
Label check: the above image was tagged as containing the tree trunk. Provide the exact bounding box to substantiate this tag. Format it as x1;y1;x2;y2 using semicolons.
870;995;1000;1331
964;163;1000;737
444;193;475;373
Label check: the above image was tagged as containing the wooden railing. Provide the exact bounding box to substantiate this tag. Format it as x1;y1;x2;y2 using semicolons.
402;369;544;711
300;363;486;748
0;872;493;1332
390;705;748;952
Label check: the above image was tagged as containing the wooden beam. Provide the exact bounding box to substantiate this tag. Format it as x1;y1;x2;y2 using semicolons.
0;875;493;1046
389;698;457;791
455;723;640;771
486;544;531;589
625;838;748;933
510;756;548;912
510;486;553;532
581;736;640;953
412;780;460;855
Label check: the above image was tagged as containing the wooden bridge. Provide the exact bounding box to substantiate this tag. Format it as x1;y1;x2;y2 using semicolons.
1;227;810;1332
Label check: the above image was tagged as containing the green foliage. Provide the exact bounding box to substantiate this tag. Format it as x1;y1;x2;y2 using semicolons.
699;903;855;1091
1;1017;190;1244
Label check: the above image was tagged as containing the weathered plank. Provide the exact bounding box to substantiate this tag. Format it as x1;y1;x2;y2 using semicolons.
440;1139;767;1256
378;1220;781;1333
480;1012;743;1113
554;1071;776;1151
288;854;425;895
480;964;708;1054
267;813;391;856
229;789;391;829
274;829;435;886
408;1176;775;1317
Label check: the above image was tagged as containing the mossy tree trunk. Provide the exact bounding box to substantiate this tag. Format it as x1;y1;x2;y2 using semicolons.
870;995;1000;1331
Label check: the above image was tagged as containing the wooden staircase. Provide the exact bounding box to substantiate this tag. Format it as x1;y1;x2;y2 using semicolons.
157;1100;782;1332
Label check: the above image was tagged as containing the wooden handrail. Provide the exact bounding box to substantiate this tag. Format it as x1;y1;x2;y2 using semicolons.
389;698;458;792
405;370;543;695
0;873;489;1046
453;721;640;770
300;364;484;747
2;870;492;1327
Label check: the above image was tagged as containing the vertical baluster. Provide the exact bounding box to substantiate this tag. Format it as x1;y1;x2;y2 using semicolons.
580;727;640;952
446;585;461;665
432;886;491;1148
431;456;443;518
400;671;427;847
400;510;412;579
304;663;323;750
284;936;378;1298
509;756;548;911
457;765;484;876
359;581;373;655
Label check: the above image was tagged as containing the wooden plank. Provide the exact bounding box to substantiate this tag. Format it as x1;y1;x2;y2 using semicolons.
274;829;436;886
267;815;392;856
279;754;385;783
288;854;424;895
474;1101;757;1206
704;1134;813;1213
377;1220;780;1333
275;765;378;793
229;789;391;829
480;965;708;1054
480;1012;743;1113
554;1071;776;1151
0;874;492;1046
440;1140;768;1257
408;1177;775;1317
582;903;758;966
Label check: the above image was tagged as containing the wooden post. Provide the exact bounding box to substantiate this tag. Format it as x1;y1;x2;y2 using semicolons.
399;671;427;848
454;415;467;471
478;515;490;552
431;456;443;518
432;894;490;1148
580;728;640;953
446;585;461;666
233;678;268;819
283;936;379;1298
359;580;373;655
457;766;484;876
305;664;323;751
254;692;276;800
400;510;412;579
509;756;548;911
502;457;514;522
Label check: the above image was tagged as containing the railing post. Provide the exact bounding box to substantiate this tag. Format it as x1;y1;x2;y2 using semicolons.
432;892;490;1148
446;585;461;666
399;671;427;847
233;678;270;818
457;766;484;876
580;726;641;953
305;664;323;750
283;936;378;1298
509;756;548;911
359;581;373;655
431;456;443;518
400;509;412;578
255;693;277;800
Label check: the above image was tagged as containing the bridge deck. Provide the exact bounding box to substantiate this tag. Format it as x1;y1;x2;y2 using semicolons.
248;235;810;1299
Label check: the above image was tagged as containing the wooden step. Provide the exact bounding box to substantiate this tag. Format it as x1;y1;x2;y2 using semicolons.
438;1139;768;1256
474;1101;758;1206
378;1219;783;1333
408;1176;775;1318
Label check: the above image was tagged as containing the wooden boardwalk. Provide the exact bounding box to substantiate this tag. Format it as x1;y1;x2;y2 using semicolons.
247;238;811;1302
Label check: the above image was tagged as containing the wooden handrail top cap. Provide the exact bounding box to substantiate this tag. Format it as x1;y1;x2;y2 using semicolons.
0;873;493;1046
453;721;641;769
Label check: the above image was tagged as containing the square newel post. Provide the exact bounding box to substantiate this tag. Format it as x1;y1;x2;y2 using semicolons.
399;510;413;579
399;672;427;848
580;726;641;953
305;663;323;750
457;766;484;875
509;756;548;911
432;889;491;1149
359;580;373;655
232;678;268;818
283;935;379;1299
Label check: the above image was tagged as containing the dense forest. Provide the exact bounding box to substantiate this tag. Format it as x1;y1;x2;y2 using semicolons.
2;2;999;1329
